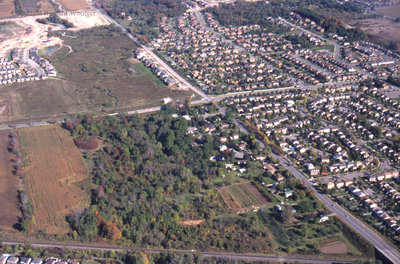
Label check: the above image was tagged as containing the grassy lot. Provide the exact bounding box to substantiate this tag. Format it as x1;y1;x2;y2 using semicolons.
0;79;81;122
0;26;194;122
44;26;193;111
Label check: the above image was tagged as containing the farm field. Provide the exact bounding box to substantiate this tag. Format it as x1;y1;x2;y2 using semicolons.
0;130;21;231
218;182;268;212
0;0;14;18
351;18;400;50
45;26;192;111
18;125;90;234
20;0;55;14
58;0;90;10
377;5;400;19
320;240;348;254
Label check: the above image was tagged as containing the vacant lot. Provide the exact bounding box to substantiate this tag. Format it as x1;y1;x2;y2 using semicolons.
377;5;400;19
18;125;90;234
45;26;192;111
58;0;90;10
21;0;55;14
0;0;14;18
218;182;268;212
351;18;400;50
0;130;21;231
0;79;81;122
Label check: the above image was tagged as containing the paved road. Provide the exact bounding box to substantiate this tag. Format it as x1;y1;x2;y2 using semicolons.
278;17;341;59
22;48;45;77
91;4;209;101
226;114;400;264
0;241;352;264
271;153;400;264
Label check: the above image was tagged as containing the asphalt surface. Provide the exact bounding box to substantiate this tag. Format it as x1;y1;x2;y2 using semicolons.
22;48;45;77
1;4;399;263
271;153;400;264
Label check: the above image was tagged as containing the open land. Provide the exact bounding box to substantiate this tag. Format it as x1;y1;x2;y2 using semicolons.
20;0;56;15
58;0;90;11
377;5;400;19
320;240;348;254
0;25;192;121
0;0;14;18
0;79;81;121
0;130;21;231
59;11;109;30
43;27;193;111
218;182;268;212
18;125;90;234
351;18;400;49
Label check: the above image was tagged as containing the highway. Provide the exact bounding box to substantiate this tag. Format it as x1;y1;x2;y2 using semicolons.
228;115;400;264
1;3;398;263
0;241;352;264
271;153;400;264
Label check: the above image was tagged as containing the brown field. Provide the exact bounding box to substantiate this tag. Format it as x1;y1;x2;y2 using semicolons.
58;0;90;10
0;130;21;231
320;241;348;254
18;125;90;234
21;0;55;14
377;5;400;19
0;0;14;18
218;182;268;212
351;18;400;50
0;79;82;122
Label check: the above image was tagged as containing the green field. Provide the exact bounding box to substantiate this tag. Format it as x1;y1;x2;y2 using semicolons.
43;26;192;111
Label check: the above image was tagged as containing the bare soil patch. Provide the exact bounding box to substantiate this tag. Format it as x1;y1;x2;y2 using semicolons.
218;182;268;213
377;5;400;19
0;130;21;231
178;219;206;226
18;125;90;234
58;0;90;10
320;241;348;254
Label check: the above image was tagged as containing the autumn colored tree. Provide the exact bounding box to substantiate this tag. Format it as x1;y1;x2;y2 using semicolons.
74;136;99;150
102;221;122;241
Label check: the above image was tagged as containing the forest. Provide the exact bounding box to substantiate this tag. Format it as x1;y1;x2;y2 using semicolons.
96;0;186;41
206;0;366;42
60;105;369;257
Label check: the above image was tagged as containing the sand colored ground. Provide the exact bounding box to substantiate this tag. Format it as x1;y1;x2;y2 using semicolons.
0;10;109;57
18;125;90;234
0;0;14;18
0;15;61;57
0;130;22;231
178;219;206;226
59;11;110;30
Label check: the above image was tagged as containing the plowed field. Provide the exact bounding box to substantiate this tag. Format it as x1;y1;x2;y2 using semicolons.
59;0;90;10
19;125;89;234
218;182;268;212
